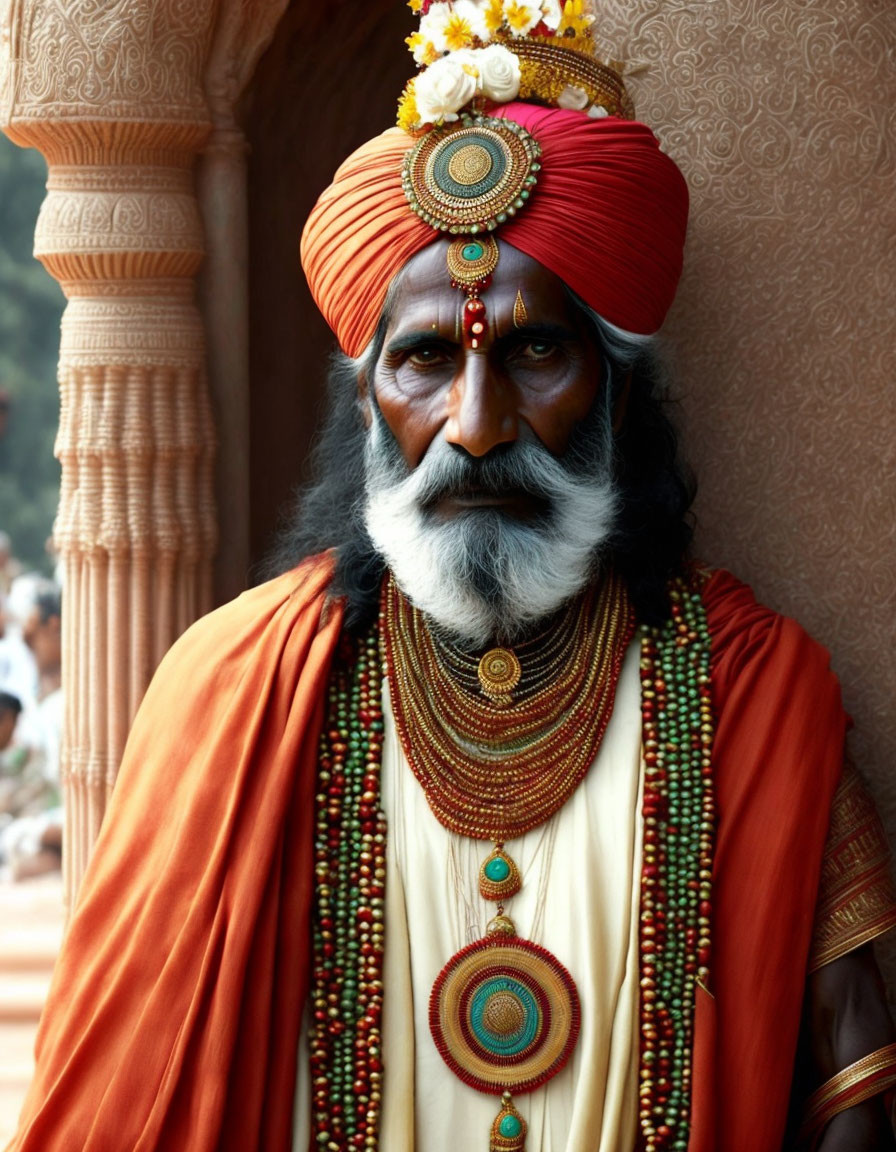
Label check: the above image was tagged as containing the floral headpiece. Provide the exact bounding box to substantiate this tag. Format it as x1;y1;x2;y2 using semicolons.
398;0;632;133
397;0;634;349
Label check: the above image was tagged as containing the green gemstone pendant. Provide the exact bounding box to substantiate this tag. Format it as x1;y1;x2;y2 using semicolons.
491;1092;526;1151
479;845;521;901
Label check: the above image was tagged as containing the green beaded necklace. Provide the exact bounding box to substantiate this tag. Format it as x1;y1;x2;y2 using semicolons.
309;572;715;1152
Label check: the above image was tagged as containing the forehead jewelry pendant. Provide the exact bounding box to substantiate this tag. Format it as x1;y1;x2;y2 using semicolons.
447;234;500;350
513;291;529;329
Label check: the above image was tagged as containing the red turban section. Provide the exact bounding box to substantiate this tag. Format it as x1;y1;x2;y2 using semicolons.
301;102;689;357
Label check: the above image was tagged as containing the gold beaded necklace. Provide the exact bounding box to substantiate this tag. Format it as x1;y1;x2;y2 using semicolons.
381;569;634;843
433;599;584;705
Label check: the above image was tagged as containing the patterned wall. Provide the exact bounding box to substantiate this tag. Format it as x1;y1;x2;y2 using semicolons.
594;0;896;986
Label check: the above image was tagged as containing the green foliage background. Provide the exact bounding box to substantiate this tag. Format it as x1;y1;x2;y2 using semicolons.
0;135;64;573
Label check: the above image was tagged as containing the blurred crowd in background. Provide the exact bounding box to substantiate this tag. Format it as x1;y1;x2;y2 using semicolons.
0;134;68;884
0;529;64;883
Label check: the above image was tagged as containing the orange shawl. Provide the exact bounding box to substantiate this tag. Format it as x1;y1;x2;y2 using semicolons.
7;562;844;1151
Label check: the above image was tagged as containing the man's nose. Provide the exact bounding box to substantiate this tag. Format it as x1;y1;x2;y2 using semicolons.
443;355;518;457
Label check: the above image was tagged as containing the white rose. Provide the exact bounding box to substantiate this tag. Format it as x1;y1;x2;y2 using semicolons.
477;44;521;103
587;103;609;118
414;55;479;124
557;84;589;111
451;48;482;74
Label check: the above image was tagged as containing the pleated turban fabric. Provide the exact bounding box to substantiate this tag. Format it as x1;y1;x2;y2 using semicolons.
301;102;689;358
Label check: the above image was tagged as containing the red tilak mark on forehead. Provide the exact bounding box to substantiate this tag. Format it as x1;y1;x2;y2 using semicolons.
463;297;487;351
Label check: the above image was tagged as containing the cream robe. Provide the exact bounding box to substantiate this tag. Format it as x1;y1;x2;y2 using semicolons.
295;644;643;1152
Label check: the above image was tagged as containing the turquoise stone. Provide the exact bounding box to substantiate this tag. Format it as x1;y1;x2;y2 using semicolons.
462;241;484;261
471;978;538;1054
499;1115;522;1138
484;856;510;883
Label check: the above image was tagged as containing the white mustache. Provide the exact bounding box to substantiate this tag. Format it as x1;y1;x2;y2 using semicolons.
363;411;619;647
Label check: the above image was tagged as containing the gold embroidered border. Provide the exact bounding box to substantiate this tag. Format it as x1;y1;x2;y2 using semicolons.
797;1042;896;1148
809;762;896;972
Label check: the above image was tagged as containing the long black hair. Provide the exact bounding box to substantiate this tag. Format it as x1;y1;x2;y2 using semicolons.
262;295;695;631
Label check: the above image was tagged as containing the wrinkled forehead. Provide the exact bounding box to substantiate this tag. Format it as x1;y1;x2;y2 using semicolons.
383;240;580;334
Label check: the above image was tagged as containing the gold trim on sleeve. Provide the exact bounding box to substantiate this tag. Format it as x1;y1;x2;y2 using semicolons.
809;761;896;972
797;1042;896;1149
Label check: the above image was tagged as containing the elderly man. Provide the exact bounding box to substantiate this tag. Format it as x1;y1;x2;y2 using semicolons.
9;5;896;1152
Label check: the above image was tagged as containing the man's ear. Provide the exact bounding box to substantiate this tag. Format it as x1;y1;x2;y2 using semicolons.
357;370;373;429
612;371;631;434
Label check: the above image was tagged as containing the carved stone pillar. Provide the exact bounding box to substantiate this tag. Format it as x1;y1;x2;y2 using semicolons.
0;1;218;907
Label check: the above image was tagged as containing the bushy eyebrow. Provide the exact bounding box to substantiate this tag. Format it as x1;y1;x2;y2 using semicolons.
502;323;579;346
385;330;451;356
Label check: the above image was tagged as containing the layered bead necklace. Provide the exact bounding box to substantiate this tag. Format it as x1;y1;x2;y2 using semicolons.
382;569;634;842
309;570;715;1152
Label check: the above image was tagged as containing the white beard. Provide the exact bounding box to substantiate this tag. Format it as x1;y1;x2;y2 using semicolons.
362;410;619;648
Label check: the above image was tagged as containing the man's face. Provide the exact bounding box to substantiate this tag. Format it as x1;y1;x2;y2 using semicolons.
22;607;61;674
369;241;603;503
362;242;619;646
0;708;16;751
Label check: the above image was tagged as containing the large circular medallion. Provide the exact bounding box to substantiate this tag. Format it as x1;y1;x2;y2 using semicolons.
403;115;542;234
429;937;580;1095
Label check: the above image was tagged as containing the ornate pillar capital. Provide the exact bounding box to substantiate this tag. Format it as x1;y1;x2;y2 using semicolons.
1;0;213;145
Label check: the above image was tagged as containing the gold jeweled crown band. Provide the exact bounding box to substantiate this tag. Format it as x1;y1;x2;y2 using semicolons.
510;36;633;119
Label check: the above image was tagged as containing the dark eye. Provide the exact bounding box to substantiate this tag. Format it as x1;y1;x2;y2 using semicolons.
408;345;449;366
510;339;558;364
384;340;454;373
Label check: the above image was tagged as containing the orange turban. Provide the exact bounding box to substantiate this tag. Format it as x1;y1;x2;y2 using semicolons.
301;102;689;357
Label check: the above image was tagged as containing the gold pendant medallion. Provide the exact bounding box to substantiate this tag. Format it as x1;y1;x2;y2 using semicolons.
429;928;581;1097
477;647;522;706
